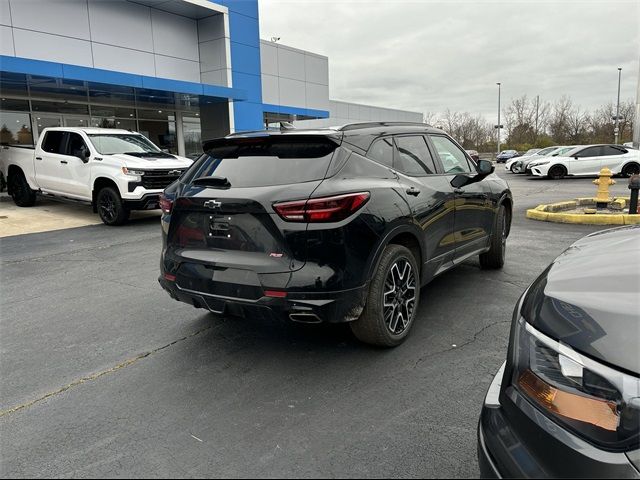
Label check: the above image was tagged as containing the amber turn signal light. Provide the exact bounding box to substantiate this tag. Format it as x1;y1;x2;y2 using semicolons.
518;369;619;432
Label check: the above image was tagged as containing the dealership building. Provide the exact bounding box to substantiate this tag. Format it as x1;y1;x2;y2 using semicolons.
0;0;422;157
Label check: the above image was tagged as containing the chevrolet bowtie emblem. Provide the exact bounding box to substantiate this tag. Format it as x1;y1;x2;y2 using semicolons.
204;200;222;209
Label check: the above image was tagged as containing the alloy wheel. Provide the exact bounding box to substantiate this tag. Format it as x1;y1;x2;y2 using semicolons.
11;176;25;201
99;192;117;223
382;258;417;335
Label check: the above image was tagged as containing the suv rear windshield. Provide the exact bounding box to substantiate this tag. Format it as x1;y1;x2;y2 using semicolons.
184;136;339;187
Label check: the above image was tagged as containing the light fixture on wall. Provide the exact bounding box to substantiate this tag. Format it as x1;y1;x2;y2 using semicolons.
270;36;281;43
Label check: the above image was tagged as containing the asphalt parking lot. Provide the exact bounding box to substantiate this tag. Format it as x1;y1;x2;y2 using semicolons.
0;170;632;478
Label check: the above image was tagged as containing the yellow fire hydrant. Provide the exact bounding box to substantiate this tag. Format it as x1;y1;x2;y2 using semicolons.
593;167;616;208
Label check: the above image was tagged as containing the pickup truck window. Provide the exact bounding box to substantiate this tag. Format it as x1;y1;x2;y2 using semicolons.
67;133;88;158
42;131;66;154
88;134;161;155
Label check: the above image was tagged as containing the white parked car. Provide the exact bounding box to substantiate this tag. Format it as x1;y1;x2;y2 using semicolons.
505;146;564;173
0;127;193;225
528;144;640;179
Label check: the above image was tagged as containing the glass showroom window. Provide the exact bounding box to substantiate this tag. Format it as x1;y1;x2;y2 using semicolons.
0;111;33;145
183;116;202;159
91;105;137;130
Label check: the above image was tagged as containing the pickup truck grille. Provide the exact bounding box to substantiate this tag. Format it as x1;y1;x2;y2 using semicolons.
140;169;185;190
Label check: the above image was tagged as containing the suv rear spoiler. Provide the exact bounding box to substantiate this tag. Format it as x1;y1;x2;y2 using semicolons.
202;134;343;159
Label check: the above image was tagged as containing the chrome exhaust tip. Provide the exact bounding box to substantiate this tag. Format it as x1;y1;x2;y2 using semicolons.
289;312;323;324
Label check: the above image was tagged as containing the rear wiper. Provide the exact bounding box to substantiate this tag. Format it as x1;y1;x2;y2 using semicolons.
192;176;231;188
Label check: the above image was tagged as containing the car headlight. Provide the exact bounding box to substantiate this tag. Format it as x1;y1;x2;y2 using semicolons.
512;317;640;451
530;161;550;167
122;167;145;176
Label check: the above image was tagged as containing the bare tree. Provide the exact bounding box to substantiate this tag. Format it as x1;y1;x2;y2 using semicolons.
567;107;589;144
547;96;575;144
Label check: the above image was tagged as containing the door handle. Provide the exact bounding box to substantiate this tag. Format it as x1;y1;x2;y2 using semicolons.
454;188;465;194
36;157;43;161
60;160;68;164
406;187;421;196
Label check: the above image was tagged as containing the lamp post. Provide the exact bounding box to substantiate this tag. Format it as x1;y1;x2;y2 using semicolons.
614;67;622;144
496;82;502;157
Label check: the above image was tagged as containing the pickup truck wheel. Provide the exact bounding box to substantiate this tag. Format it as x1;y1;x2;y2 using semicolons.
97;187;129;226
10;170;36;207
479;205;507;269
350;244;420;347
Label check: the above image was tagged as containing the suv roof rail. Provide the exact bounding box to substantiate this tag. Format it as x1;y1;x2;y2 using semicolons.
338;121;432;132
280;121;295;130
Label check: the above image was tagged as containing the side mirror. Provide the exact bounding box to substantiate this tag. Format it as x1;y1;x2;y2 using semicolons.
476;159;494;176
451;160;494;189
79;148;90;163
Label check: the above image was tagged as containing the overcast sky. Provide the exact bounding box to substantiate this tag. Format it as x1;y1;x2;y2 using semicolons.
259;0;640;121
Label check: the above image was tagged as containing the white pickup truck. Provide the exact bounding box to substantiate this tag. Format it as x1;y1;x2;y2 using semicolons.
0;127;193;225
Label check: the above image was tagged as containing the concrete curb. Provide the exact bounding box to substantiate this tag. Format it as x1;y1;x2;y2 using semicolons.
526;197;640;225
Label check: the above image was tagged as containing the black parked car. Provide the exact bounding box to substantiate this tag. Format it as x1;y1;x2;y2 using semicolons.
158;122;512;347
478;225;640;478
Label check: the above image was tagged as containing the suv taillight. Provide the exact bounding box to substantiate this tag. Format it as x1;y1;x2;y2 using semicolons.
273;192;370;223
159;194;173;214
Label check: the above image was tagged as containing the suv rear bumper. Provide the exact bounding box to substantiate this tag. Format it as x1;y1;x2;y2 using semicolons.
158;275;369;324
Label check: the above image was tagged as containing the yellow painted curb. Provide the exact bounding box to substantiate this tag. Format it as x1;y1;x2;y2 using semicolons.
526;203;640;225
526;209;548;221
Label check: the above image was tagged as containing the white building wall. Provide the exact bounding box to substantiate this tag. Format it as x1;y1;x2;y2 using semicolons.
260;40;422;124
295;100;424;128
198;14;231;87
0;0;228;85
260;40;329;111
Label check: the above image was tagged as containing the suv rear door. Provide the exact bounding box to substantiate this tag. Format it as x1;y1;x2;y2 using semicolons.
167;135;340;278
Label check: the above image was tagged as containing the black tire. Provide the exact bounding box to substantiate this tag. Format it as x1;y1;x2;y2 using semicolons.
96;186;129;226
621;162;640;178
9;169;36;207
548;165;567;180
350;244;420;347
510;163;518;173
479;205;507;270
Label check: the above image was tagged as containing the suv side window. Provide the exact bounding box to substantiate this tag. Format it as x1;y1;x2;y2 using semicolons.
429;135;473;174
66;133;88;158
394;135;437;175
42;131;66;154
366;137;394;168
576;146;602;158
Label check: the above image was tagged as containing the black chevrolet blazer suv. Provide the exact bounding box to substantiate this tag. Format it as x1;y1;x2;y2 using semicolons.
159;122;512;347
